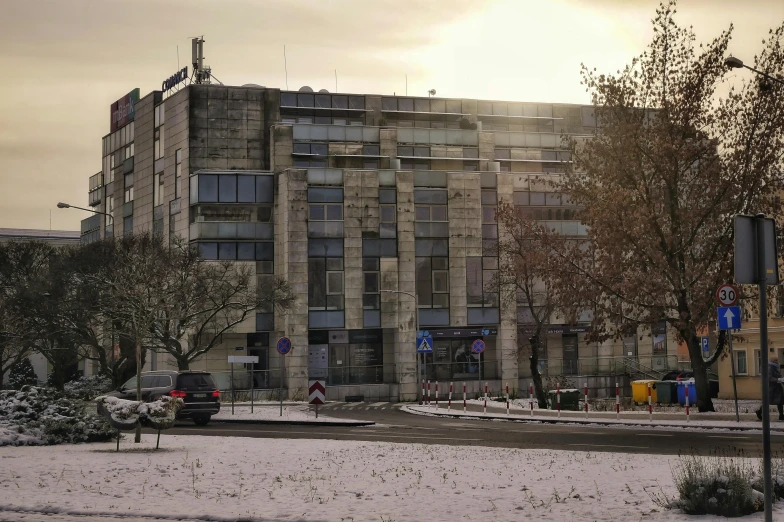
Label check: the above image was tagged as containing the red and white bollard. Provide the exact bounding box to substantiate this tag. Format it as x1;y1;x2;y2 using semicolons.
506;383;510;416
615;382;620;421
584;383;589;419
435;381;439;409
448;382;453;411
685;386;690;422
421;380;425;405
463;382;467;413
648;382;653;422
427;381;431;406
484;382;488;414
557;384;561;418
530;383;534;417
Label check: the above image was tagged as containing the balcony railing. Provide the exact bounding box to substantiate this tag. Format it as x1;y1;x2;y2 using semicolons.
80;214;101;234
292;124;380;143
189;222;274;241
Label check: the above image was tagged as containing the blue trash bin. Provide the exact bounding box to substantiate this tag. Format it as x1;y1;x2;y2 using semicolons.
677;381;697;406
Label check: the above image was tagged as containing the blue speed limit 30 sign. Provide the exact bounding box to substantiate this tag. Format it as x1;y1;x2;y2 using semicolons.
276;337;292;355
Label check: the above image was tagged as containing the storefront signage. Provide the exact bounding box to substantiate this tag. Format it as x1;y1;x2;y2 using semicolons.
110;88;140;133
429;328;497;338
309;329;384;345
162;66;188;93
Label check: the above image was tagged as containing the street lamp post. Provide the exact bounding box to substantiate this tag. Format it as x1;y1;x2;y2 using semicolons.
380;289;421;404
57;202;114;229
724;58;781;522
725;56;784;87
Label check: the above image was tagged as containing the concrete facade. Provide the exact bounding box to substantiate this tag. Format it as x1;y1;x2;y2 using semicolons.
79;83;686;401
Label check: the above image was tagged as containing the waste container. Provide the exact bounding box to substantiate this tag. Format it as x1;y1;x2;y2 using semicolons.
653;381;678;404
677;381;697;406
547;389;581;411
632;380;657;404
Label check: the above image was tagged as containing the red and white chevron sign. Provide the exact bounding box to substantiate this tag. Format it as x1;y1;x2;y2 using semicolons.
308;380;326;405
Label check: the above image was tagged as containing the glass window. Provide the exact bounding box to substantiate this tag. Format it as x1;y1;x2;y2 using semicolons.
546;192;562;206
238;175;255;202
380;205;396;223
430;99;446;113
430;206;447;221
199;175;219;203
734;350;748;375
482;207;496;223
349;96;364;110
326;204;343;221
513;192;529;206
397;146;413;157
294;143;310;155
414;190;447;205
199;242;218;259
219;175;237;203
311;143;328;156
379;189;396;204
414;146;429;157
432;271;449;293
414;99;430;112
308;259;326;308
363;145;380;156
332;95;348;109
398;98;414;112
382;97;397;111
298;93;314;107
363;258;380;271
530;192;546;206
175;149;182;199
463;147;479;159
481;191;497;205
256;176;274;203
255;242;274;260
446;100;461;114
309;204;325;221
237;243;255;260
218;242;237;260
281;92;296;106
416;257;432;306
327;272;344;294
315;94;330;108
308;187;343;202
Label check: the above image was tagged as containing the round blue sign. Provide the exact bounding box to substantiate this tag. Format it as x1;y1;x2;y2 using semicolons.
471;339;485;354
276;337;292;355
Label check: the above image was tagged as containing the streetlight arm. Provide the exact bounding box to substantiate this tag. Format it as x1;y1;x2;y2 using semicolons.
57;202;114;223
725;56;784;86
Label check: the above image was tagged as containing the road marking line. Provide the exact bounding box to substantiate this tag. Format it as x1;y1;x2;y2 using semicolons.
707;435;751;440
369;402;387;407
569;443;647;449
636;434;673;437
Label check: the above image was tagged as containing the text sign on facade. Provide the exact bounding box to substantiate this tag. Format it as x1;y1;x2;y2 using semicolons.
227;355;259;364
734;215;779;285
718;306;742;330
162;66;188;93
110;88;140;132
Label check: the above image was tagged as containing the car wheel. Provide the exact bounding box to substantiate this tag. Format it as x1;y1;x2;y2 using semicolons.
193;415;211;426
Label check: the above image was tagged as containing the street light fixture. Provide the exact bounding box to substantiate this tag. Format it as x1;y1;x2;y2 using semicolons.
57;202;114;224
725;56;784;87
380;289;423;404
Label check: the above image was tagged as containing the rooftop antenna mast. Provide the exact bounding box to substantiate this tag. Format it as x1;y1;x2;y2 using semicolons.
191;36;223;85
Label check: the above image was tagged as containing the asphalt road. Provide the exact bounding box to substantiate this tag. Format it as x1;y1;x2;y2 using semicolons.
159;403;784;457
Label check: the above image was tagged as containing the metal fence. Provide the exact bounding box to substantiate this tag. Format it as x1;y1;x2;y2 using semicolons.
521;355;684;378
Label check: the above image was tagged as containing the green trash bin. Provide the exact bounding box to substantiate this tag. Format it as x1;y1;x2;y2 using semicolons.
548;389;581;411
653;381;678;404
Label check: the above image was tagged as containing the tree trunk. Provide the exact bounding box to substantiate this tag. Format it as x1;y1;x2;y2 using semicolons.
528;334;548;408
134;341;142;443
683;330;715;412
176;356;190;371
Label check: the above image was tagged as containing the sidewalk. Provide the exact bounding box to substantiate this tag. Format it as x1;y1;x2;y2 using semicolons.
404;402;784;432
212;404;374;426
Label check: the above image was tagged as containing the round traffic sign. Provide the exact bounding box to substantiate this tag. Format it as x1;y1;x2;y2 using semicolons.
471;339;485;354
716;284;739;306
276;337;292;355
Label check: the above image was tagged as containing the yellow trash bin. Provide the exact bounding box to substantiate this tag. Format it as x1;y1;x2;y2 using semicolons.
631;380;657;404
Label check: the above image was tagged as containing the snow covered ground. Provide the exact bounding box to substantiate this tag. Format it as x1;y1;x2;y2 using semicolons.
213;403;364;423
0;435;780;521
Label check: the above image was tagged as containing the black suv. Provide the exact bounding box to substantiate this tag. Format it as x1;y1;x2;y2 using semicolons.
112;371;221;425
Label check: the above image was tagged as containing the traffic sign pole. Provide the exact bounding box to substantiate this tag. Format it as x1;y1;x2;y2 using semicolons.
729;333;739;423
757;216;773;522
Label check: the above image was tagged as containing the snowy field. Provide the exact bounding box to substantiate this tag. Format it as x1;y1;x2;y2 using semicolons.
0;435;780;521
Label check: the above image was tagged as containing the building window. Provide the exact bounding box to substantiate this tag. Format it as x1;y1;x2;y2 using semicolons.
123;216;133;235
414;189;448;238
416;256;449;309
755;349;762;376
175;149;182;199
169;214;176;245
309;257;344;311
154;172;164;207
308;203;343;238
105;196;114;227
154;103;165;160
124;173;134;203
733;350;747;375
363;258;380;310
379;188;397;238
467;257;498;307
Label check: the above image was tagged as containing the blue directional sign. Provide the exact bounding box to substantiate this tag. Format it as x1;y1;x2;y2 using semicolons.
416;336;433;353
717;306;742;330
700;337;709;356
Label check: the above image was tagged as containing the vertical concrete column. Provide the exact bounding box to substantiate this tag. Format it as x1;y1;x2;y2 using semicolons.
277;169;309;399
497;171;519;386
448;173;468;327
343;170;363;330
395;171;417;401
478;131;495;172
379;128;398;169
271;124;294;172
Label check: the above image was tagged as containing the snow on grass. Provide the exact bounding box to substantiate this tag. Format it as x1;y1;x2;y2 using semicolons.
212;404;365;423
1;435;778;521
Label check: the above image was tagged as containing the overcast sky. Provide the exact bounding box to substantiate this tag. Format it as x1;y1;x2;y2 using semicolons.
0;0;781;231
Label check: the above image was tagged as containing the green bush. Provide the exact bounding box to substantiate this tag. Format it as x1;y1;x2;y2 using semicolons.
672;452;760;517
8;359;38;389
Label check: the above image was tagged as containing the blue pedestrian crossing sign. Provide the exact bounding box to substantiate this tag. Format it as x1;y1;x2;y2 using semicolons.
416;336;433;353
717;306;742;330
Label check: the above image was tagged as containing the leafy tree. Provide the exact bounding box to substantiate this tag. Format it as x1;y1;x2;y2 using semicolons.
8;358;38;389
150;240;295;370
550;1;784;411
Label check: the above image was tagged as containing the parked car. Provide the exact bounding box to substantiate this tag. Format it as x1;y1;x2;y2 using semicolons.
110;371;221;425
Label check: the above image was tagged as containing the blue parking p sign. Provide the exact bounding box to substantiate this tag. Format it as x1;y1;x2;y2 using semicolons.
700;337;709;356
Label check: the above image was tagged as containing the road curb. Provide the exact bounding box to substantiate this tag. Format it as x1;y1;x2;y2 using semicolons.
213;418;375;427
401;406;784;432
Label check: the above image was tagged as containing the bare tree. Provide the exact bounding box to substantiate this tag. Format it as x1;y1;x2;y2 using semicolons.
150;240;295;370
549;1;784;411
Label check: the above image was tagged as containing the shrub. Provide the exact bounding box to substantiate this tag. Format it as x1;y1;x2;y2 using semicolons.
8;359;39;389
65;375;113;401
670;451;760;517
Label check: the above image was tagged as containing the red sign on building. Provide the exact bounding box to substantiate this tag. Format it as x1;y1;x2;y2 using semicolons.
110;88;140;132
